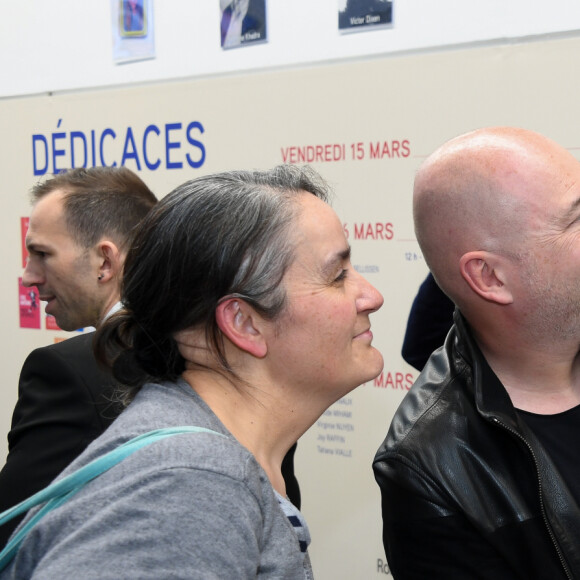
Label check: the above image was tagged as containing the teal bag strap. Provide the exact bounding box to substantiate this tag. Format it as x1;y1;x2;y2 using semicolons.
0;426;225;572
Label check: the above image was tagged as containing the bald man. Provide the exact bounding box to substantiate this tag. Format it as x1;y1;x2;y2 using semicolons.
373;128;580;579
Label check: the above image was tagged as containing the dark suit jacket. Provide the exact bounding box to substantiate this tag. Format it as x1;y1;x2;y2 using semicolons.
0;332;118;548
401;273;455;371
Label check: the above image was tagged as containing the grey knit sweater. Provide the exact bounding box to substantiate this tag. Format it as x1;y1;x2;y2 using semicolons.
0;379;312;579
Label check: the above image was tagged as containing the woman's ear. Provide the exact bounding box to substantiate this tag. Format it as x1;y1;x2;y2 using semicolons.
215;298;268;358
459;251;514;305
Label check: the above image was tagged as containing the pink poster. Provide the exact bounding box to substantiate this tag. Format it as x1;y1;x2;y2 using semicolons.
45;315;61;331
18;277;40;329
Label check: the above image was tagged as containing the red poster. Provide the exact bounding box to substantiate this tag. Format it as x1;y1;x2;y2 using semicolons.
45;315;62;331
21;217;29;268
18;278;40;329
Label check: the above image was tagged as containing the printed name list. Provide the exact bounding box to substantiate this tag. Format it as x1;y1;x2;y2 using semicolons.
315;396;355;458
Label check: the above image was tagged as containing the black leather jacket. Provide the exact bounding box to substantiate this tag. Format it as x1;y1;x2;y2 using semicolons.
373;311;580;579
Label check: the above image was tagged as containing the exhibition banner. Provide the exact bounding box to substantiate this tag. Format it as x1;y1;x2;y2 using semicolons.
3;35;580;577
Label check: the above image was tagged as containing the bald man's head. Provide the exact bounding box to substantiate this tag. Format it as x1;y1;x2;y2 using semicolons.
413;127;580;309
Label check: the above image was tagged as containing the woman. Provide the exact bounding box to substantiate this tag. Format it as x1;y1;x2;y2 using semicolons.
1;165;383;578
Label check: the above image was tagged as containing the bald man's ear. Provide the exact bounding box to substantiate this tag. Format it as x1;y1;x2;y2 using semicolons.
215;298;268;358
96;240;123;284
459;251;514;305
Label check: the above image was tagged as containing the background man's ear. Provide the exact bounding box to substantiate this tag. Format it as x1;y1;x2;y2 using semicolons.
215;298;268;358
96;240;122;283
459;251;513;305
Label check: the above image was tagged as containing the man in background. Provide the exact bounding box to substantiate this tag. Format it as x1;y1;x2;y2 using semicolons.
400;271;454;371
0;167;157;547
374;127;580;578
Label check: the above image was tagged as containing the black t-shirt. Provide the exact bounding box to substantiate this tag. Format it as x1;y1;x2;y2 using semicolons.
517;404;580;505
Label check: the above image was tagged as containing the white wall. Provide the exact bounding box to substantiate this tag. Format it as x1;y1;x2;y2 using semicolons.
2;0;580;98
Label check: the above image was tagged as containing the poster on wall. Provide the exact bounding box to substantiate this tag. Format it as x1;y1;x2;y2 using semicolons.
220;0;267;49
111;0;155;63
18;279;40;330
338;0;393;32
45;315;62;331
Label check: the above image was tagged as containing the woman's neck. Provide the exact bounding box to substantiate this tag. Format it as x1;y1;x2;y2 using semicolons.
181;367;299;497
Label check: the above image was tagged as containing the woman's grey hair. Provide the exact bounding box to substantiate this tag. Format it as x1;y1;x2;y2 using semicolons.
95;164;331;402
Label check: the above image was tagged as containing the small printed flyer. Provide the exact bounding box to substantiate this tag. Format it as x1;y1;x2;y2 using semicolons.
112;0;155;64
338;0;393;33
220;0;267;49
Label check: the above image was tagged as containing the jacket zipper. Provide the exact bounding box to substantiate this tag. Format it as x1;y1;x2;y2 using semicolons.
491;416;573;580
